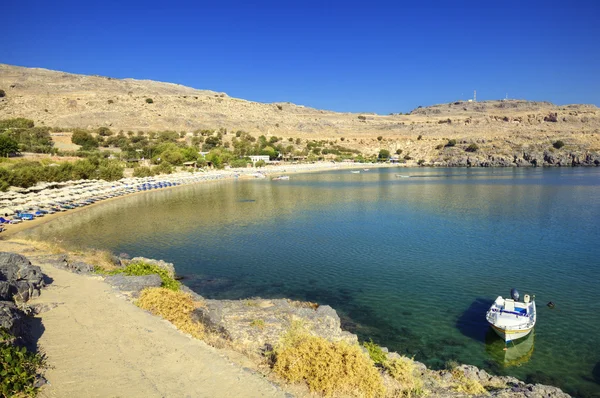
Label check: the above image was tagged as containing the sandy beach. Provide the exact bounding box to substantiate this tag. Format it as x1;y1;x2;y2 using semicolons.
0;161;396;238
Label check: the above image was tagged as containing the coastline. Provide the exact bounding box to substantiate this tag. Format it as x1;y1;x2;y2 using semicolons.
0;163;576;397
0;161;396;239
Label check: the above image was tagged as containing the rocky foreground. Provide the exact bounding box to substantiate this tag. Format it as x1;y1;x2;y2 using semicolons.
0;240;574;397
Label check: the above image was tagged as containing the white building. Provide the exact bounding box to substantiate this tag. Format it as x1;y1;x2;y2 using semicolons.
249;155;270;165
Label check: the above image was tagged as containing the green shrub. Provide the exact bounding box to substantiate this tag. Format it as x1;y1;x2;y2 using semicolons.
102;261;179;291
96;127;113;136
155;161;174;174
98;161;124;181
417;135;422;140
0;329;45;397
71;129;98;150
0;135;19;157
465;143;479;152
435;144;444;150
362;339;387;365
255;159;266;167
445;139;456;147
553;140;565;149
377;136;383;141
133;166;156;178
0;89;5;98
396;149;403;155
107;99;114;104
417;159;425;165
145;98;154;104
0;118;34;130
378;149;390;160
358;115;366;121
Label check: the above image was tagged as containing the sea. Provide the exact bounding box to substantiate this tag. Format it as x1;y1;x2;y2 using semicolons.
23;167;600;397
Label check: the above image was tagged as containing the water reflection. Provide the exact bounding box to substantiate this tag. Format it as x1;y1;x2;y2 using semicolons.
485;330;535;368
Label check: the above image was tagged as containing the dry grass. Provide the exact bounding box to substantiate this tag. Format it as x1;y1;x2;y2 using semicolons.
136;287;205;339
384;357;424;397
273;324;385;398
450;368;488;396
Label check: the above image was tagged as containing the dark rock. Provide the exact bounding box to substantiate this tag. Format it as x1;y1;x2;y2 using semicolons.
67;261;95;274
0;252;45;302
0;300;25;336
0;281;10;300
104;274;162;296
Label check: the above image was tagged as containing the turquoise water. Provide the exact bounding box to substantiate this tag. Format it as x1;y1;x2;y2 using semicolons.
24;168;600;397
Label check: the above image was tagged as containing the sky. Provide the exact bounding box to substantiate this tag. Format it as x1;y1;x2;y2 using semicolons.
2;0;599;114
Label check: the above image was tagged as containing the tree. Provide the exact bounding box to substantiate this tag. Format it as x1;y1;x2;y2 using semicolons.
465;143;479;152
98;161;124;181
97;127;114;136
378;149;390;160
553;140;565;149
0;135;19;157
71;129;99;150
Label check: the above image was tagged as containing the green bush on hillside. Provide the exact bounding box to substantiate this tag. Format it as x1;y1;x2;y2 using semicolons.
0;135;19;157
553;140;565;149
145;98;154;104
445;139;457;147
0;89;5;98
71;129;99;150
465;143;479;152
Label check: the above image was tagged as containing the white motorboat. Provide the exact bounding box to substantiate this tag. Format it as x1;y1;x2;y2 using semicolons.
486;288;536;342
350;170;360;174
272;175;290;181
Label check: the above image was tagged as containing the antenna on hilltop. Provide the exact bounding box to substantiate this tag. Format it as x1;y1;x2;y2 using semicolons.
474;90;477;102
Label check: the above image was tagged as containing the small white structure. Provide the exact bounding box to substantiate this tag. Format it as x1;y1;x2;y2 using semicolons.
249;155;270;165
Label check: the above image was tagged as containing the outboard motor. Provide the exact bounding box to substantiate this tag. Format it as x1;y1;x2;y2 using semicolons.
511;288;520;302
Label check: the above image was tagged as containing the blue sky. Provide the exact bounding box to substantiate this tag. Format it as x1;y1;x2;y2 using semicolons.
2;0;599;114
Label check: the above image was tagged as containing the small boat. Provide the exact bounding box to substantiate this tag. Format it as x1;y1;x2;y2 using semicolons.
272;175;290;181
486;288;536;343
395;174;410;178
351;170;361;174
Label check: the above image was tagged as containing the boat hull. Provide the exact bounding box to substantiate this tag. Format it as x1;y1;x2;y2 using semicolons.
488;323;533;342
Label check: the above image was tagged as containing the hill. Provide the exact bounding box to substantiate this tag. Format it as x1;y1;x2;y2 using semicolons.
1;63;599;166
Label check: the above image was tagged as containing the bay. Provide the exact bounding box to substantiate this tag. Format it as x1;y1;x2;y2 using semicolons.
24;167;600;397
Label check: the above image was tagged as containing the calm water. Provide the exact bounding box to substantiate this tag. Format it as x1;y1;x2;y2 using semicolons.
23;168;600;397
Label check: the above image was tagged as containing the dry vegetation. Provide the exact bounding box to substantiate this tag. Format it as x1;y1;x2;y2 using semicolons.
273;323;385;397
1;63;599;164
136;287;206;339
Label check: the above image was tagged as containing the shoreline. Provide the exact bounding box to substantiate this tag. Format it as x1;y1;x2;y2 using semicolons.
0;161;396;239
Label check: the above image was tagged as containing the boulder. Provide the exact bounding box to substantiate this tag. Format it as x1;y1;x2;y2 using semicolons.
0;301;25;336
0;252;45;302
129;257;176;278
192;298;357;353
104;274;162;296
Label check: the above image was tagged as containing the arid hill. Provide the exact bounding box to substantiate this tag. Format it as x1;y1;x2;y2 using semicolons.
1;63;599;166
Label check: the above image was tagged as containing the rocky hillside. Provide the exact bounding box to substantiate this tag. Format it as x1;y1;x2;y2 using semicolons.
1;63;599;166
